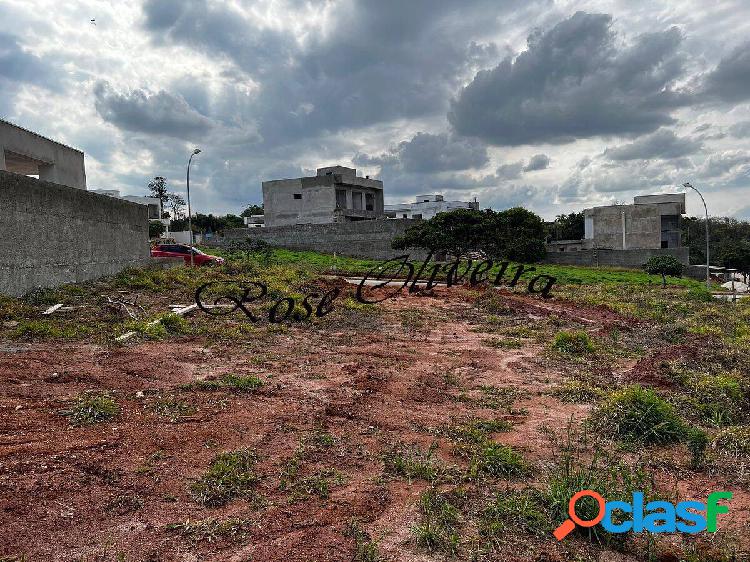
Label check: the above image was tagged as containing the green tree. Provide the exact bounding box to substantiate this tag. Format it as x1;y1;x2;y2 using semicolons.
392;207;547;262
241;204;264;217
481;207;547;262
392;208;485;256
548;212;585;241
147;176;170;218
716;242;750;283
643;255;684;287
149;220;166;239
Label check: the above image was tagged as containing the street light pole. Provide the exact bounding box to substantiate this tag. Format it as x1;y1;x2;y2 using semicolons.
186;148;202;267
683;182;710;290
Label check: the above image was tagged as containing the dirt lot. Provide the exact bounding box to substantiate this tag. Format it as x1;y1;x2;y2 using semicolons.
1;279;749;561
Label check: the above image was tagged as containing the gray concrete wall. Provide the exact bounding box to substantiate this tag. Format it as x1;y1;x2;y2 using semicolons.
0;120;86;189
585;204;663;250
0;171;150;297
542;247;690;268
209;219;428;261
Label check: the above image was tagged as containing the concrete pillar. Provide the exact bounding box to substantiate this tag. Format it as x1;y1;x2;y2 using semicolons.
345;189;352;209
0;148;6;171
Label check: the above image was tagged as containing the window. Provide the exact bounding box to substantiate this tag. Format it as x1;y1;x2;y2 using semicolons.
352;192;363;210
402;214;407;218
293;193;302;200
412;213;422;219
661;240;669;249
336;189;347;208
365;193;374;211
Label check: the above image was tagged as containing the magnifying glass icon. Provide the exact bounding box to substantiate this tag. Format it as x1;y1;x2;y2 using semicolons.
553;490;606;541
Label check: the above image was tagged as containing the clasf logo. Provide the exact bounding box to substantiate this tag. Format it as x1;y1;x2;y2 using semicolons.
553;490;733;540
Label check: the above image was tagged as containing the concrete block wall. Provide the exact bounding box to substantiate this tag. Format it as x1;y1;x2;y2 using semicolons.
211;219;428;261
543;247;690;268
0;171;151;296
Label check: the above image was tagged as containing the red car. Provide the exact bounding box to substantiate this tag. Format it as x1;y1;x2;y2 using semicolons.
150;244;225;266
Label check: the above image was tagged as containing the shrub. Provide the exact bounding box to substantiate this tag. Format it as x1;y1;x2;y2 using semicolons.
643;255;684;287
686;427;710;469
589;385;685;445
190;449;260;507
64;392;119;425
552;330;594;355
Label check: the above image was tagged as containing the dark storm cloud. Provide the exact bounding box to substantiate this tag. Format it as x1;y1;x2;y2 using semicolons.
0;32;59;90
355;132;488;174
139;0;534;145
94;81;213;139
703;40;750;103
523;153;550;171
495;161;524;180
604;129;703;161
448;12;691;146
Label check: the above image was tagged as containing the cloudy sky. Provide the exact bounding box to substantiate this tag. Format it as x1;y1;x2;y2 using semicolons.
2;0;749;219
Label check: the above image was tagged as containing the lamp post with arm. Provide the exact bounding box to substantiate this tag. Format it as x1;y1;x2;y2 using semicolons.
186;148;202;267
683;182;710;290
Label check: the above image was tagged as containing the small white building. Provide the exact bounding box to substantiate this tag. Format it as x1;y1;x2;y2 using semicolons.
384;194;479;220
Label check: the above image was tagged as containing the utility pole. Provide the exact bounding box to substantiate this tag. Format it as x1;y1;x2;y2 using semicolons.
683;182;710;290
186;148;202;267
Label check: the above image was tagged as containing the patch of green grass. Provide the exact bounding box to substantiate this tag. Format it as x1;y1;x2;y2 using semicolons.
166;518;250;543
412;488;464;556
183;373;263;392
551;380;606;403
11;320;91;340
552;330;594;355
690;374;745;427
150;396;196;422
160;312;189;334
589;385;686;445
463;442;527;479
443;419;513;445
481;337;523;349
383;443;446;483
479;488;551;542
190;449;261;507
63;392;119;425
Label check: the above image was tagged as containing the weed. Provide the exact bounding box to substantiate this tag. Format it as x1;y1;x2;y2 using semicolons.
712;426;750;458
481;337;523;349
444;419;512;445
479;488;550;542
160;313;189;334
690;374;745;427
310;428;335;448
463;442;527;479
166;518;250;543
383;443;446;483
551;380;606;403
183;373;263;392
552;330;594;355
345;520;381;562
413;488;463;556
150;396;196;422
105;494;144;514
190;449;261;507
287;469;345;503
63;392;119;425
685;427;710;469
589;385;686;445
11;320;89;340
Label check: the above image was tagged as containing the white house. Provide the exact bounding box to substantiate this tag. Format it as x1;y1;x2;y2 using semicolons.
384;194;479;220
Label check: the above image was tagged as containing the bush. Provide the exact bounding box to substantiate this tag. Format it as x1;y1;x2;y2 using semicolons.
552;330;594;355
589;385;685;445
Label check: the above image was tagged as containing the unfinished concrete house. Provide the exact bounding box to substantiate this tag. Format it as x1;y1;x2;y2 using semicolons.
0;119;86;189
546;193;689;266
262;166;384;227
